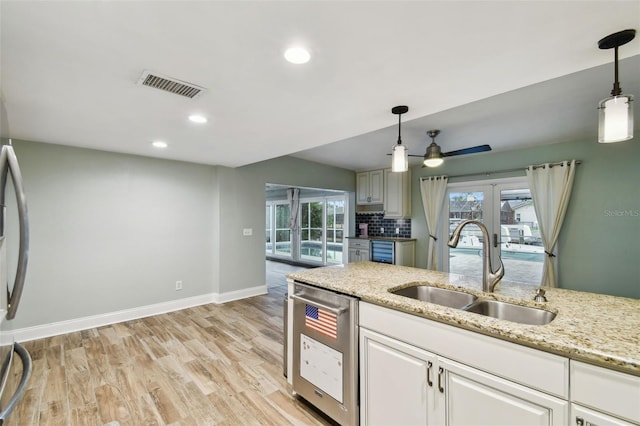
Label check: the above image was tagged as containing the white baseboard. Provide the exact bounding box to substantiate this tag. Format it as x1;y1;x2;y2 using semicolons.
11;285;267;343
213;285;267;303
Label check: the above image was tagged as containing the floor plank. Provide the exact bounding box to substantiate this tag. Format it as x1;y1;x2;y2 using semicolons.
6;261;337;425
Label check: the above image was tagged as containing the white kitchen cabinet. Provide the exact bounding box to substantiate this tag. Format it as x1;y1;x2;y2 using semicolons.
571;404;638;426
570;361;640;424
360;326;568;426
384;168;411;218
441;357;568;426
347;238;370;263
357;170;384;205
360;302;571;426
360;328;437;426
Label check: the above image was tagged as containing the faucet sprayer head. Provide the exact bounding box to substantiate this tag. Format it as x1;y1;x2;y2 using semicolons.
448;232;460;248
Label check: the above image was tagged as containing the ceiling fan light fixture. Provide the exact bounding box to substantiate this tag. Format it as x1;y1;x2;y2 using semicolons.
390;105;409;172
597;29;636;143
423;142;444;167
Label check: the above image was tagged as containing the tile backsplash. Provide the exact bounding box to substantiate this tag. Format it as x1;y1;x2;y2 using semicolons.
356;213;411;238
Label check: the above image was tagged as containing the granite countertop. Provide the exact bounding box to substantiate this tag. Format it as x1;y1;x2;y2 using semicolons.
287;262;640;376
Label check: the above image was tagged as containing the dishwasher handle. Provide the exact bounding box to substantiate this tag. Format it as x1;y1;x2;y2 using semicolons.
290;294;347;315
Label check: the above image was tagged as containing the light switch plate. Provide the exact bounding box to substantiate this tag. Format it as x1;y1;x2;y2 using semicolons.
243;228;253;236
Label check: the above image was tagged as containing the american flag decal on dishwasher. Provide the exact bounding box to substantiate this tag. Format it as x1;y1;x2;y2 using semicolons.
305;304;337;339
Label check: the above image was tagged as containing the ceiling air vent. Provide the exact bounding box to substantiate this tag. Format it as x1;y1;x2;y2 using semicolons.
137;70;206;99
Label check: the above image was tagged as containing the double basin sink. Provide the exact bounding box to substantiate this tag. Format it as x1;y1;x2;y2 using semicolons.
391;285;556;326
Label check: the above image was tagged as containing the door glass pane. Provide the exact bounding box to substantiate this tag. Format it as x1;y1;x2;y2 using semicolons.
499;189;543;285
300;201;324;263
448;191;486;278
326;199;344;264
265;205;272;255
275;203;291;257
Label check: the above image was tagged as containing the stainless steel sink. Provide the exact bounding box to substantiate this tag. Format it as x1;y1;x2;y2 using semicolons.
391;285;478;309
463;299;556;325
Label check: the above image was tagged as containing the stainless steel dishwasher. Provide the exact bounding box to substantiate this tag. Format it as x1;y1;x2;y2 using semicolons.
291;281;359;426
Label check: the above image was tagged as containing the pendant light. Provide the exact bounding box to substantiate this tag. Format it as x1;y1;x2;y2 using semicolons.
391;105;409;172
597;29;636;143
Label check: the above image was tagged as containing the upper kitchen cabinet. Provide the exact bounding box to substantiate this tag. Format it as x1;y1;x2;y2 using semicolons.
357;170;384;205
383;168;411;218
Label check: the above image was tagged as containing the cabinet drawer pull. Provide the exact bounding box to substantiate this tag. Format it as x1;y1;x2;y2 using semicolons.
426;361;433;387
438;367;444;393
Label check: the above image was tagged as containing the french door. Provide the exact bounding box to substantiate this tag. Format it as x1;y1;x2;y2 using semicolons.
265;201;292;258
440;177;544;286
267;195;345;265
299;196;344;265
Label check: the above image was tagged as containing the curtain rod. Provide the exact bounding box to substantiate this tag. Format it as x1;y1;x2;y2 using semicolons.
420;160;581;181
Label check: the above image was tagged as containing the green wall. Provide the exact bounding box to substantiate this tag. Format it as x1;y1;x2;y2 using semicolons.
9;140;217;328
411;138;640;298
6;140;356;329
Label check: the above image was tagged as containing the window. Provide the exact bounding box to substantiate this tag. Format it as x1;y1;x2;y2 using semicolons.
441;178;544;286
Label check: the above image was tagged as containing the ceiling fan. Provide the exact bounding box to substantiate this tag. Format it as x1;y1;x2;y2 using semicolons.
386;105;492;169
414;130;492;167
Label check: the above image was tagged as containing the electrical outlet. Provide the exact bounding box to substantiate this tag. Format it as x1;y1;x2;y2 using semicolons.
243;228;253;236
380;227;384;234
395;227;400;234
175;281;183;291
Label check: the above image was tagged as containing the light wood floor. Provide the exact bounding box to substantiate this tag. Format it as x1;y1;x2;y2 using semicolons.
6;261;336;425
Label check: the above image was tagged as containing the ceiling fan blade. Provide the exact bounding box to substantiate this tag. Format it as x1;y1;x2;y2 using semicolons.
442;144;492;157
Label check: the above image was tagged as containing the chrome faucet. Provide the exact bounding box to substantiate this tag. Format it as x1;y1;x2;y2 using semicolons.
448;220;504;293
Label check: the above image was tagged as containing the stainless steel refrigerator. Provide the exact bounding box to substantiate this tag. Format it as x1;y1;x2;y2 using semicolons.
0;141;32;424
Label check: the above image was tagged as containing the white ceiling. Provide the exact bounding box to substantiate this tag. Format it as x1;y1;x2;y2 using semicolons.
1;1;639;170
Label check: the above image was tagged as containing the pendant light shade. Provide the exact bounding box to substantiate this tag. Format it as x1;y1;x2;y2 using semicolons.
391;105;409;172
391;143;408;172
597;29;636;143
598;95;634;143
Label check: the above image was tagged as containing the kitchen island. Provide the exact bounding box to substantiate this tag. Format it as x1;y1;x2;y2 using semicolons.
286;261;640;426
287;261;639;374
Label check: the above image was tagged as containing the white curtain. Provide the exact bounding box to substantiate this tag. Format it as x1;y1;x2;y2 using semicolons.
287;188;300;232
526;160;577;288
420;176;448;270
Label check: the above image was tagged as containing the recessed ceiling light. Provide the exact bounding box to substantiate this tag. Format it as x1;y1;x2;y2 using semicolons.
188;114;207;124
284;47;311;64
152;140;168;149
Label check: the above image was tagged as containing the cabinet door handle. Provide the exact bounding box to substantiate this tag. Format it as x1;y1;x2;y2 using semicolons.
426;361;433;387
575;417;584;426
437;367;444;393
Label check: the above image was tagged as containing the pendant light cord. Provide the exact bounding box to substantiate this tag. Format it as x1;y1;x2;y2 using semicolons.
397;113;402;145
